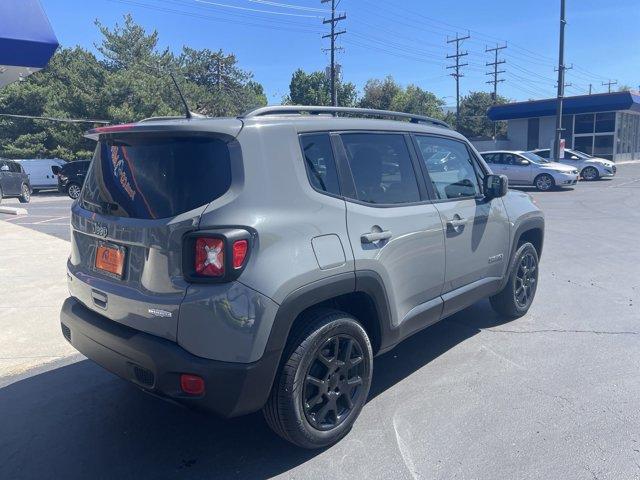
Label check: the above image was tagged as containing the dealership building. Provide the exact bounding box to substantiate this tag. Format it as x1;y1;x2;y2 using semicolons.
486;91;640;161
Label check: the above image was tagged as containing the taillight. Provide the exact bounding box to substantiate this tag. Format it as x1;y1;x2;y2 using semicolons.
185;229;252;283
194;238;224;277
180;374;205;395
232;240;248;269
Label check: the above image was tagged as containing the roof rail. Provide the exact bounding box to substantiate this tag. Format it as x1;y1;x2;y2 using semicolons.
241;105;451;129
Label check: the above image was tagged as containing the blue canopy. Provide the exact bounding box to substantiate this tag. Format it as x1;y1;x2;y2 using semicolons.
488;91;640;121
0;0;58;69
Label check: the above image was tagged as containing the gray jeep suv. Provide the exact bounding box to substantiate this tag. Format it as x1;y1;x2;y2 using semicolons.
60;106;544;448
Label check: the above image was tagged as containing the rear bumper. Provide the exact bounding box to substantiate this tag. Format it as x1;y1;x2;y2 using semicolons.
60;297;279;418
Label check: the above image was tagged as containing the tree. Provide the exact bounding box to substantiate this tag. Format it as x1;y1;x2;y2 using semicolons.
0;15;267;160
457;91;509;138
284;69;357;107
358;76;402;110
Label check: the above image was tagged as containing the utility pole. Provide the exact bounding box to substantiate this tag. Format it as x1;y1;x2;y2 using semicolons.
321;0;346;106
602;79;618;93
447;33;470;131
588;83;592;95
553;0;567;162
486;43;507;139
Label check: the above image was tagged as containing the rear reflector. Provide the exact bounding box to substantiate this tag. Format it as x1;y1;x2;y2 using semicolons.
180;374;205;395
232;239;249;269
194;237;224;277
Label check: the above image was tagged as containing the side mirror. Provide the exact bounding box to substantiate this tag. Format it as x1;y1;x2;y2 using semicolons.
519;159;530;166
51;165;61;175
484;174;508;199
0;165;9;172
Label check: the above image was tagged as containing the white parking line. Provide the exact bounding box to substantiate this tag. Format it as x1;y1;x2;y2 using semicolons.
32;216;69;224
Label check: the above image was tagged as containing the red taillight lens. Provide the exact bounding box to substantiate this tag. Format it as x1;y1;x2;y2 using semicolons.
194;238;224;277
232;240;248;269
180;374;205;395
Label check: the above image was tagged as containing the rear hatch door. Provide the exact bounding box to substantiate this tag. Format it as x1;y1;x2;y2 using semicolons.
68;122;241;341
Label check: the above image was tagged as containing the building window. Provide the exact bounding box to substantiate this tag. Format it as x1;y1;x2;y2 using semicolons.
562;114;574;147
574;136;593;155
527;118;539;150
595;112;615;133
594;135;614;159
574;113;594;134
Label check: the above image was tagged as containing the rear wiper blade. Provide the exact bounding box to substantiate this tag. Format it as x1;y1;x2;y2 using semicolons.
82;199;118;214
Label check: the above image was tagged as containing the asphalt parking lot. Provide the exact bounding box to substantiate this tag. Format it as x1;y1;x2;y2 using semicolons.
0;191;72;241
1;165;639;480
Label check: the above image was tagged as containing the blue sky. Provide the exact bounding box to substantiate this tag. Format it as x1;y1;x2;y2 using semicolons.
40;0;639;105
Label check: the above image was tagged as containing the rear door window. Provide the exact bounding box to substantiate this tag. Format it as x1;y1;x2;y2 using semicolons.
300;134;341;196
81;135;232;219
340;133;420;205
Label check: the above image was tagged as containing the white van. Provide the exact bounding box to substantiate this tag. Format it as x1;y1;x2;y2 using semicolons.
16;159;67;193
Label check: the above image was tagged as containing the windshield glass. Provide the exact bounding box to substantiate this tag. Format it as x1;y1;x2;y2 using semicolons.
80;134;232;219
520;152;549;164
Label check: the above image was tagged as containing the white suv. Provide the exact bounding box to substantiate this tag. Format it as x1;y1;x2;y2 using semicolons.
481;150;578;191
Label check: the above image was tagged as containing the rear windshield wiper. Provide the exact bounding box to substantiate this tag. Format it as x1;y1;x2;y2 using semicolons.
82;198;118;214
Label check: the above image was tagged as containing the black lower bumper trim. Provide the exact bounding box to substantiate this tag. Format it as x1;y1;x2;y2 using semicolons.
60;297;279;418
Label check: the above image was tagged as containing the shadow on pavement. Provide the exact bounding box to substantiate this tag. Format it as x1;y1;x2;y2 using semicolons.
0;300;511;480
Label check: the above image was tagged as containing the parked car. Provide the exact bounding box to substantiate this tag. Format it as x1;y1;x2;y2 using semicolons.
16;158;66;193
480;150;579;191
0;159;31;203
60;106;544;449
55;160;91;199
530;148;616;181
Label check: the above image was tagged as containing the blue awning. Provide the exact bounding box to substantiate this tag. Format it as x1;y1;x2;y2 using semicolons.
0;0;58;69
487;91;640;121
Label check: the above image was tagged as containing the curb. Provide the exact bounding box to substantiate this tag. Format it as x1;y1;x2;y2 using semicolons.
0;206;28;215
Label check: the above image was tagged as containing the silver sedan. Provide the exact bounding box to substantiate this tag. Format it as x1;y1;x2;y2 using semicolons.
480;150;579;191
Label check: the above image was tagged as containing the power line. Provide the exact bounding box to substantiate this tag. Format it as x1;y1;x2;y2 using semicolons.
446;32;470;130
485;43;506;139
602;79;618;93
321;0;346;106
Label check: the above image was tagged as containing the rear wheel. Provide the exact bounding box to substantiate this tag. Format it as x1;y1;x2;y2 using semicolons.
581;166;599;181
18;183;31;203
67;182;81;199
490;242;539;318
534;174;555;191
263;309;373;449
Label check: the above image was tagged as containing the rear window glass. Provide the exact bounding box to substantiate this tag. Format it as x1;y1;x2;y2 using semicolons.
81;135;231;219
300;134;341;196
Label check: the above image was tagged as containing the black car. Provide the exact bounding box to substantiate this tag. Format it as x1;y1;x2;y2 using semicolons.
55;160;91;199
0;159;31;203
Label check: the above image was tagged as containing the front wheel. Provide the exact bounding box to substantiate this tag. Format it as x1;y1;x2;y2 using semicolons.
67;183;81;199
263;309;373;449
581;166;599;181
490;242;539;318
534;174;555;191
18;183;31;203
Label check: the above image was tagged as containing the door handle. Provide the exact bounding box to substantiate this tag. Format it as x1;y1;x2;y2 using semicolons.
361;230;392;244
447;215;467;232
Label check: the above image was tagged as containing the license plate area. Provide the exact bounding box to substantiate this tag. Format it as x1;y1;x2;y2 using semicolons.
95;242;127;279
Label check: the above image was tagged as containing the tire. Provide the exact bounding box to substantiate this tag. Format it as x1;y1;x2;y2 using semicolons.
18;183;31;203
490;242;539;318
67;183;81;199
581;166;599;181
263;309;373;449
534;173;555;191
0;185;3;204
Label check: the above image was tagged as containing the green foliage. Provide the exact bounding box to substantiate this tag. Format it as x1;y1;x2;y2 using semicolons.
0;15;266;160
284;69;357;107
358;76;447;120
457;91;509;138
